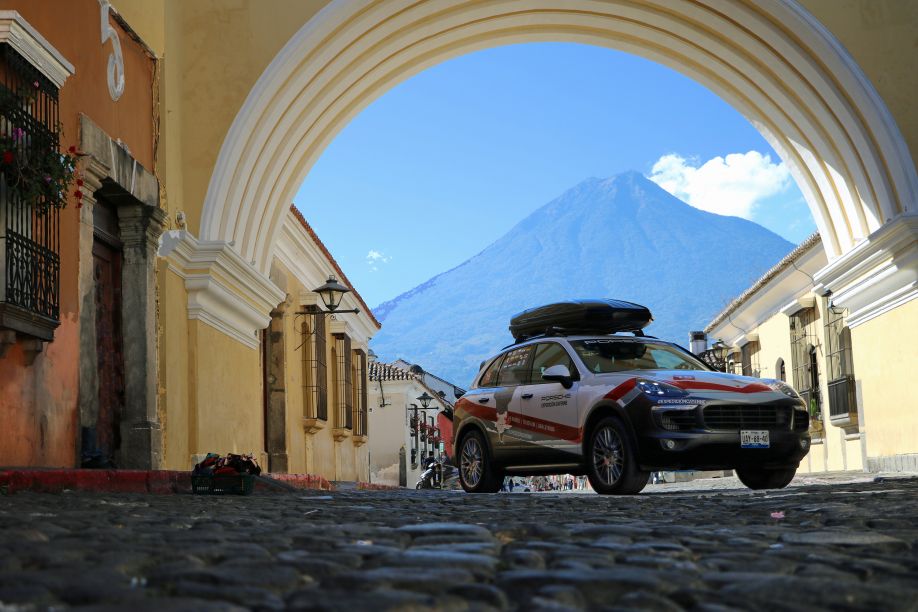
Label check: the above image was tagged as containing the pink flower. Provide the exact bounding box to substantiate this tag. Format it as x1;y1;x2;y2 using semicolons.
43;174;51;183
33;80;39;89
11;127;24;141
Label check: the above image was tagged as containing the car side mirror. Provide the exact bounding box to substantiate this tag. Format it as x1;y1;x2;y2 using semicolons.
542;364;574;389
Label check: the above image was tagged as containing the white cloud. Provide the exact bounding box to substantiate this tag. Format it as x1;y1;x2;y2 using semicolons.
366;249;391;271
648;151;791;218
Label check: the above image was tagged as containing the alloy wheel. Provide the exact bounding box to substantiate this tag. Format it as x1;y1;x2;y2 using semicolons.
460;436;483;487
592;425;624;486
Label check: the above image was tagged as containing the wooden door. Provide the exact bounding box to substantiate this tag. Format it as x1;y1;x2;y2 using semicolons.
93;238;124;465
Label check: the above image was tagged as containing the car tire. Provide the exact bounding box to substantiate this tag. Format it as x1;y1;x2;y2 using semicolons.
458;429;502;493
586;416;648;495
735;466;797;490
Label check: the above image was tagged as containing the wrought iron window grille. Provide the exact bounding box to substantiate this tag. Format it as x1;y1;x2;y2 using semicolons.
823;298;856;423
789;307;822;427
0;45;62;341
300;305;328;422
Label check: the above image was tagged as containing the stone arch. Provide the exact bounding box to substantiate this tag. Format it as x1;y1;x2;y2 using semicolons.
198;0;916;276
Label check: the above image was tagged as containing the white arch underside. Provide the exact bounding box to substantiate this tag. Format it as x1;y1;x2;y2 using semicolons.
200;0;918;275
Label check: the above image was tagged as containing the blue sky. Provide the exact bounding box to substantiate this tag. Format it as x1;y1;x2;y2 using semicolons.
294;43;816;308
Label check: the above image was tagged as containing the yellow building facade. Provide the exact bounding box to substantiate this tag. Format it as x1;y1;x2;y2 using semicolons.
705;231;918;473
79;0;915;474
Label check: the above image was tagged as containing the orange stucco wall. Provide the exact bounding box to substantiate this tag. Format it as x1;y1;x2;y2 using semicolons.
0;0;155;467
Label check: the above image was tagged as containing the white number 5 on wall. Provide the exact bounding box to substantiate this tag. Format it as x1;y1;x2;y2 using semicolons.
98;0;124;101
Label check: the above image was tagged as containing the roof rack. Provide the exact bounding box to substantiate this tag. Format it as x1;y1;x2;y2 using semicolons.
501;328;652;350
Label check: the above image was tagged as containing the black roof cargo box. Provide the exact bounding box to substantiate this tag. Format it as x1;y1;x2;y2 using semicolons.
509;299;653;342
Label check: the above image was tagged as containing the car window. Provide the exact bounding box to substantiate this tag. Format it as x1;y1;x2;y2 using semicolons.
571;339;707;373
496;345;535;386
530;343;577;383
478;354;504;388
649;348;688;370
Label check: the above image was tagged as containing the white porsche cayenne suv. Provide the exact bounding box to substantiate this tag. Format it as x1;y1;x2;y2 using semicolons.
452;300;811;495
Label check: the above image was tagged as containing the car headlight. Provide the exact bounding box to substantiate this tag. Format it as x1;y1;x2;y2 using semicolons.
765;379;800;399
636;379;687;398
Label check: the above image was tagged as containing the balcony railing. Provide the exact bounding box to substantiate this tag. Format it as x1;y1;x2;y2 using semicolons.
0;44;62;340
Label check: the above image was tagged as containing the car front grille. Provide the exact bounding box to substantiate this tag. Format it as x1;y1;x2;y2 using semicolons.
702;405;793;431
793;409;809;432
659;410;697;432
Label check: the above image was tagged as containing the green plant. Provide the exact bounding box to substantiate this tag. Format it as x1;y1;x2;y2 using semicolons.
0;81;82;212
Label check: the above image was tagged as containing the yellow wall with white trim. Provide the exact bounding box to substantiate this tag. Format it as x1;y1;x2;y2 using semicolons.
275;259;370;481
159;264;190;469
105;1;916;474
189;321;265;460
852;298;918;459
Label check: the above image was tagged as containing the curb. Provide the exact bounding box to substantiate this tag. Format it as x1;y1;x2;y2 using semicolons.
0;469;334;495
261;473;334;492
0;469;190;495
356;482;399;491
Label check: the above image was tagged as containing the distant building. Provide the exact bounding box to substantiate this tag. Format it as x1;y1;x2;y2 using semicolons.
367;360;460;486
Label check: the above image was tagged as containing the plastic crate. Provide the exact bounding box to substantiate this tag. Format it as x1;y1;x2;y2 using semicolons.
191;473;255;495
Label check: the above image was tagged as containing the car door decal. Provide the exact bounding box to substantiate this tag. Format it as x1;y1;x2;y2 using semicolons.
493;386;514;443
458;395;582;443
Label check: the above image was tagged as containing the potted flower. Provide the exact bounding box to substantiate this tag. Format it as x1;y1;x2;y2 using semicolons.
0;82;82;212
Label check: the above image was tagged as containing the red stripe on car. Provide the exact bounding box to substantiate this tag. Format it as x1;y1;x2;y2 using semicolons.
457;398;582;443
670;381;772;393
604;378;636;402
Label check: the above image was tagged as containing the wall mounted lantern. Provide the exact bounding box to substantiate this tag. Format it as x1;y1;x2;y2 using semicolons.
313;275;359;314
295;275;360;345
416;392;434;410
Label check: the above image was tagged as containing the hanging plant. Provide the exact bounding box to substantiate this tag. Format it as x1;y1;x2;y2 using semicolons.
0;80;83;212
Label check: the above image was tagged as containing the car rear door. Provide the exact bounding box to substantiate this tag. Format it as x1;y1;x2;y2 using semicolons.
518;342;582;456
462;346;533;455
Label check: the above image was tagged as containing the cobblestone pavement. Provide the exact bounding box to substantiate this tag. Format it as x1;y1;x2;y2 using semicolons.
2;475;918;611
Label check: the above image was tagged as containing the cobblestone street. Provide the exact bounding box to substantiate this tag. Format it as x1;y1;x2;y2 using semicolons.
2;475;917;611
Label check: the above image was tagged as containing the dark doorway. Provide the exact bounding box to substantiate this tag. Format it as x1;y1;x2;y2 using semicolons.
89;236;124;466
87;238;124;465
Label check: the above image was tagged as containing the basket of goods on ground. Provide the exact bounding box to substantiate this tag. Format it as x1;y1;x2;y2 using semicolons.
191;453;261;495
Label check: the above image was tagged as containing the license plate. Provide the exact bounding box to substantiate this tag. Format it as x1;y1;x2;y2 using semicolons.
741;430;769;448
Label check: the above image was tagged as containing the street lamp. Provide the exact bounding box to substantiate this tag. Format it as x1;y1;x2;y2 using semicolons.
294;275;361;347
711;339;735;374
699;339;730;372
313;275;359;314
416;392;434;410
711;339;729;363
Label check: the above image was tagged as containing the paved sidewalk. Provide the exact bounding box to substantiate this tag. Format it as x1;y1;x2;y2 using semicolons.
1;476;917;610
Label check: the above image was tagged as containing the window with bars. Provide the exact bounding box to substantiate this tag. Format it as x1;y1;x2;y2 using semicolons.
333;333;352;429
824;299;856;419
351;349;368;437
301;307;327;421
740;341;760;378
0;45;62;339
790;307;821;418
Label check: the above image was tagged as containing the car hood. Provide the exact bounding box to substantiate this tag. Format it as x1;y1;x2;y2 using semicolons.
645;370;774;394
593;370;793;402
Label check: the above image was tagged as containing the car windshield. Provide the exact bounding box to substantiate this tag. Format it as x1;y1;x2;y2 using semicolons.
571;339;708;373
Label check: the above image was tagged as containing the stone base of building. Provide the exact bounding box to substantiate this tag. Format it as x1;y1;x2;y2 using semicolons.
866;453;918;473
